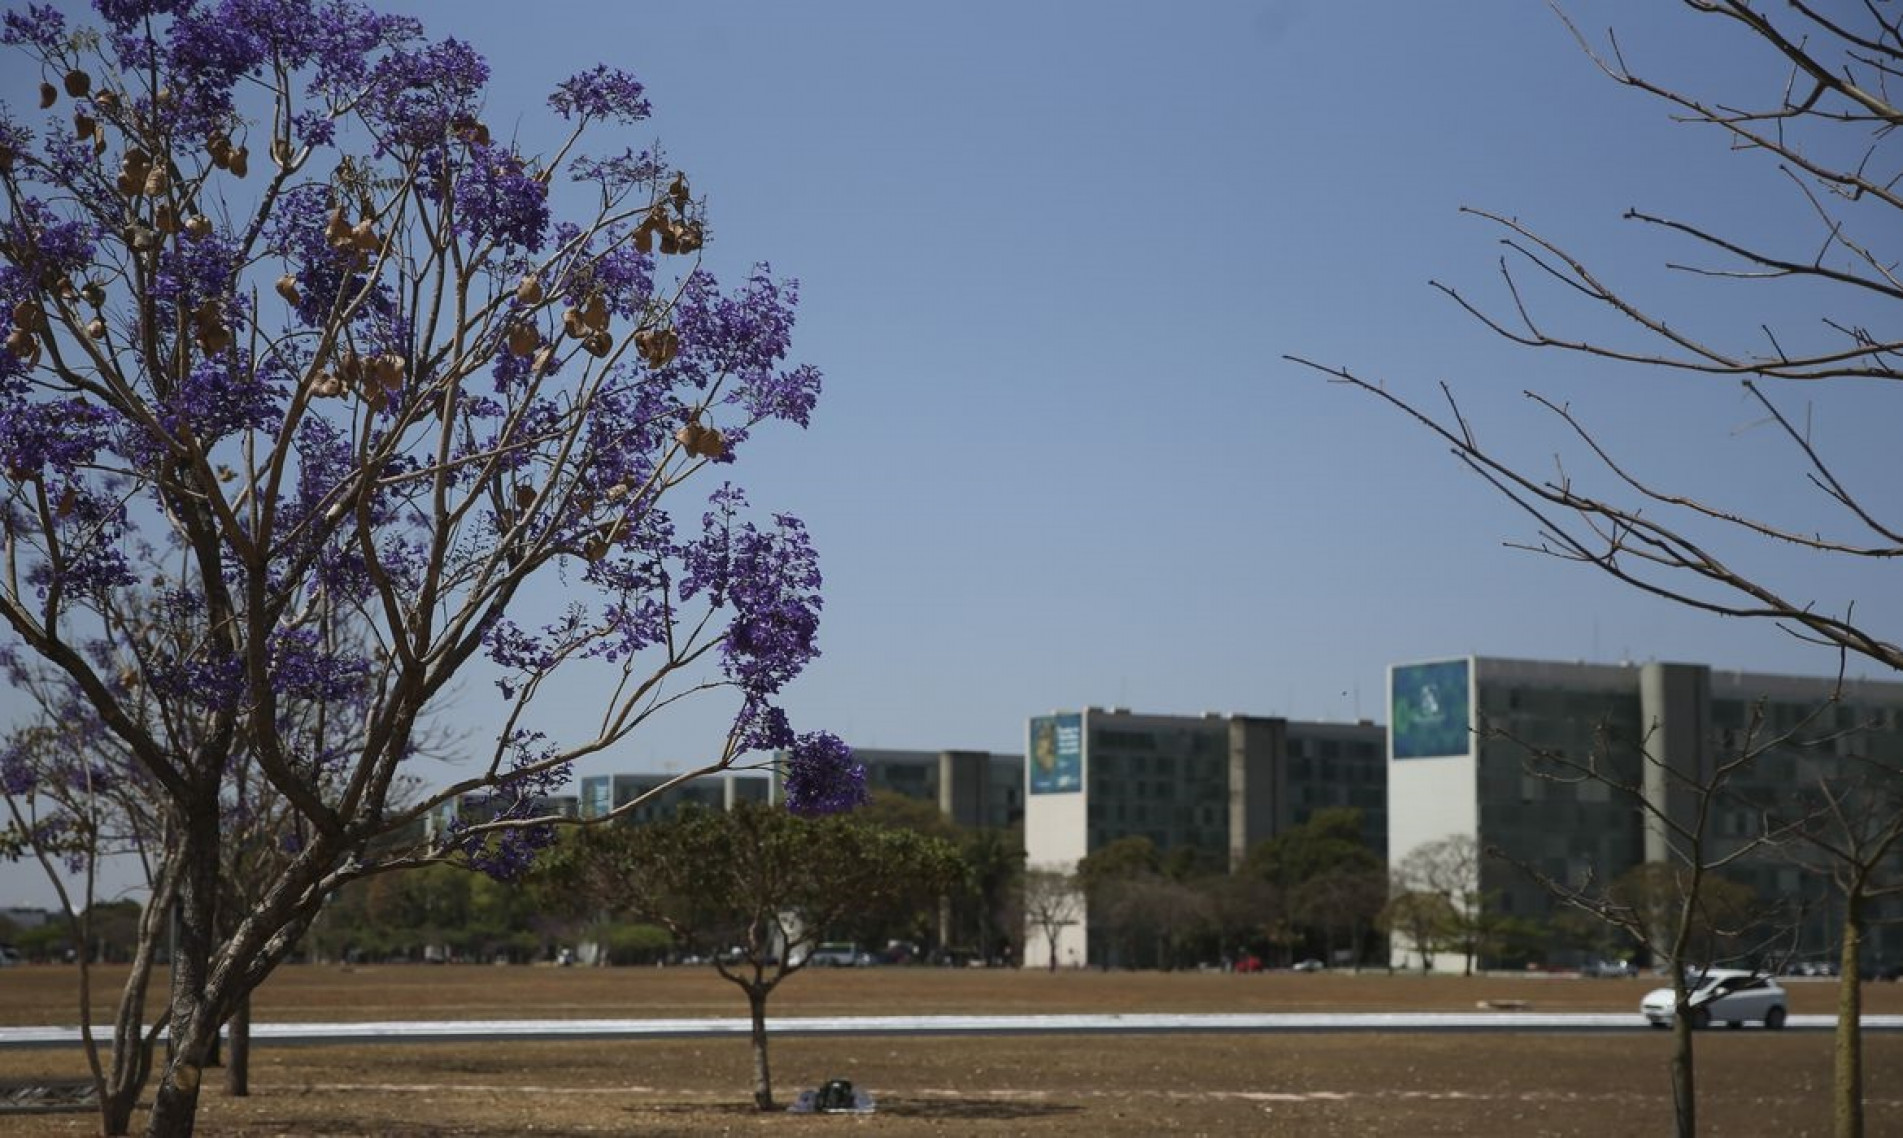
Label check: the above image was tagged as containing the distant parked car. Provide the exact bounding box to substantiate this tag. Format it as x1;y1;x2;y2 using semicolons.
1641;969;1787;1030
807;942;872;967
1291;958;1326;973
1583;959;1637;978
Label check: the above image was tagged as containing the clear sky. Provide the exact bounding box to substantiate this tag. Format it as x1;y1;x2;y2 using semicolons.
5;1;1897;907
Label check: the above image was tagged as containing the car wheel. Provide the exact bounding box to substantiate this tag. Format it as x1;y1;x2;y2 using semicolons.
1688;1008;1711;1030
1765;1006;1787;1030
1726;1020;1741;1030
1648;1020;1668;1030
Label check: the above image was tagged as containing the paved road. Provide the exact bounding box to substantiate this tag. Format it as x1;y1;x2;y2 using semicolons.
5;1011;1902;1048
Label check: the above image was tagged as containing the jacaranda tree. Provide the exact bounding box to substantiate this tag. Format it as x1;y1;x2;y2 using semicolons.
0;2;862;1134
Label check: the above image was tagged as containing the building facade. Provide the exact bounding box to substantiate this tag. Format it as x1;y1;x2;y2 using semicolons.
834;748;1026;831
1387;656;1903;972
1021;708;1386;968
575;772;772;823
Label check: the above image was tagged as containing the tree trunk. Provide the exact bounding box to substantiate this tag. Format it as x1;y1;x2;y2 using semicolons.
1670;988;1696;1138
97;966;157;1136
747;985;775;1111
225;995;251;1098
144;821;222;1138
1835;894;1865;1138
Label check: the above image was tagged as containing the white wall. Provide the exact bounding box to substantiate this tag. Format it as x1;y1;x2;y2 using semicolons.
1022;716;1090;969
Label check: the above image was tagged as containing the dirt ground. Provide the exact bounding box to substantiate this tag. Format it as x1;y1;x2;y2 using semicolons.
2;965;1898;1135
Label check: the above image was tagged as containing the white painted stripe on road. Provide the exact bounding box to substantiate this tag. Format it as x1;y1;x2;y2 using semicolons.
3;1012;1900;1047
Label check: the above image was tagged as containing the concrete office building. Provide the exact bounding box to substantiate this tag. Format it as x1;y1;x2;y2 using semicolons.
828;748;1026;831
1022;708;1386;969
575;772;772;823
1387;657;1903;972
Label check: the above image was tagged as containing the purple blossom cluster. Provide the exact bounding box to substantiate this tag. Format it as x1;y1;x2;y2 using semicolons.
783;732;867;817
425;140;550;253
361;36;487;151
548;65;650;124
678;486;824;699
267;626;369;704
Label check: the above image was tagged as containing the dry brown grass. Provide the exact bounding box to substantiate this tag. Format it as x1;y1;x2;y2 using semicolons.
2;964;1898;1135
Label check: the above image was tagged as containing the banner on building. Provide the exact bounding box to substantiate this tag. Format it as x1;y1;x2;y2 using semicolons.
1391;659;1471;759
1030;713;1083;793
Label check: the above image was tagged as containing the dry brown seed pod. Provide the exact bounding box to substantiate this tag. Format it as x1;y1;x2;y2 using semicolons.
580;293;608;331
92;131;106;157
515;485;537;511
270;137;292;168
63;70;90;98
0;144;13;170
74;111;95;141
156;87;175;108
349;219;378;252
309;372;343;398
116;170;141;196
275;273;301;307
183;214;211;240
561;308;586;339
94;90;119;113
631;224;653;254
674;221;703;254
505;322;538;357
4;328;34;356
197;323;232;354
582;538;609;563
38;82;56;110
80;282;105;307
155;203;179;233
324;206;350;246
674;422;706;452
668;172;690;206
581;329;612;358
373;354;406;391
516;274;544;305
604;482;629;503
216;465;236;483
85;317;107;340
56;486;78;517
142;165;169;196
657;229;679;256
125;225;159;251
12;299;41;330
530;344;555;373
227;146;248;178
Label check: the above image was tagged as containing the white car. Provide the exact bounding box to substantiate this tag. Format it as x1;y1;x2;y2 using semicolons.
1641;969;1788;1030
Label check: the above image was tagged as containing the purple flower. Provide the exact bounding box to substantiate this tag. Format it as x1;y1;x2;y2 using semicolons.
428;141;550;253
783;732;866;816
549;65;649;124
1;3;64;50
94;0;196;32
362;36;488;151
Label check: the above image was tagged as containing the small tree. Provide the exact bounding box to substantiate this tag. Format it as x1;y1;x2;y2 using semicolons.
1392;835;1489;976
1019;867;1081;973
1378;888;1455;974
547;802;962;1111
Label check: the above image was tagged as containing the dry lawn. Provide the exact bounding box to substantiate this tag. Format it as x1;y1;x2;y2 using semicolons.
2;964;1898;1135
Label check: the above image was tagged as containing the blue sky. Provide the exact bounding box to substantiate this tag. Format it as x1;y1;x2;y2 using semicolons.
6;1;1898;906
